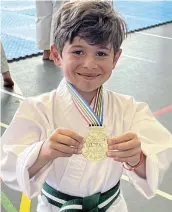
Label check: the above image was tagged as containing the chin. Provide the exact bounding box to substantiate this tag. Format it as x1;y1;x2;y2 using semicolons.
70;80;101;93
78;85;99;93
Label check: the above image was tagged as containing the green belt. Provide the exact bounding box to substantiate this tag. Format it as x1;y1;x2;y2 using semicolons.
41;181;120;212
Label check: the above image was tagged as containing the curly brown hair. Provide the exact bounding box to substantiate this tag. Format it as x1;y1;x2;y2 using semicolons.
53;0;127;56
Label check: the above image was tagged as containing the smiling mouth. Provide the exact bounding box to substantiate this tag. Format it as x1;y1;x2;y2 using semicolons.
77;73;100;78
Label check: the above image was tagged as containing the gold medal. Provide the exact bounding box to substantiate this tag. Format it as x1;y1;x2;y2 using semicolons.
82;126;108;162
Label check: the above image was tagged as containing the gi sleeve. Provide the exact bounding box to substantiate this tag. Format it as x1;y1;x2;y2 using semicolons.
0;98;54;198
125;101;172;199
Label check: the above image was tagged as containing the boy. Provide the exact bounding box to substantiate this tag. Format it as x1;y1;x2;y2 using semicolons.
1;1;172;211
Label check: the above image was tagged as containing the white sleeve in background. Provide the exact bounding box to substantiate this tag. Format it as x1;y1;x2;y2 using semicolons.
0;98;54;198
125;102;172;199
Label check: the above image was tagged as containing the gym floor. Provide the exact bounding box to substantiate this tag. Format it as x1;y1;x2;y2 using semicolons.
1;23;172;211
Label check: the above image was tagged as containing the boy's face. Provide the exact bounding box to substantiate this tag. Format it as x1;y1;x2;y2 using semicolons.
51;36;121;93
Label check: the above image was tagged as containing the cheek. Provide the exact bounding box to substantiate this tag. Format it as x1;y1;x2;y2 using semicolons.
102;62;114;74
62;62;77;77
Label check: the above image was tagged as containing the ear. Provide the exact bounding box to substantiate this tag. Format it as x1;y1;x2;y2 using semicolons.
112;49;122;69
50;44;61;66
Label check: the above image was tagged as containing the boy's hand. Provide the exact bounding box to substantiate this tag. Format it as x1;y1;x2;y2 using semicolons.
107;132;141;166
41;128;84;161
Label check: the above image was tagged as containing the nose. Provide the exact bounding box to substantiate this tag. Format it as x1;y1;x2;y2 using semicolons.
83;56;97;70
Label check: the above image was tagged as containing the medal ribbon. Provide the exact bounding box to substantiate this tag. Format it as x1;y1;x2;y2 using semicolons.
67;82;103;126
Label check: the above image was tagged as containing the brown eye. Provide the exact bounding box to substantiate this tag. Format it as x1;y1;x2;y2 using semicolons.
97;52;107;56
73;51;83;55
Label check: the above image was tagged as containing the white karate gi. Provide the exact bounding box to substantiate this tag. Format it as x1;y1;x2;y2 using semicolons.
1;79;172;212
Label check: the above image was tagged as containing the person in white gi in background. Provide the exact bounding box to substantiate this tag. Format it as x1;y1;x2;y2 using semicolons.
1;1;172;212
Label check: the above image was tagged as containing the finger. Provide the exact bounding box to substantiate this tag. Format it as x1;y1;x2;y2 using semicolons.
54;152;73;158
107;147;141;158
108;138;141;151
47;148;73;159
58;128;84;143
115;132;137;143
108;132;137;145
53;143;82;154
51;133;83;149
55;134;83;149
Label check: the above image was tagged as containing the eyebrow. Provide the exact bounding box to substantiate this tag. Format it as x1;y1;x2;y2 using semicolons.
98;46;110;50
70;45;84;49
70;45;110;50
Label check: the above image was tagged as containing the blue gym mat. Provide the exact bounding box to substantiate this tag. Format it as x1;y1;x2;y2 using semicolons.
1;1;172;61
